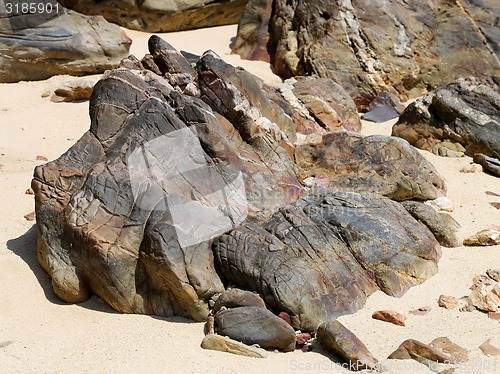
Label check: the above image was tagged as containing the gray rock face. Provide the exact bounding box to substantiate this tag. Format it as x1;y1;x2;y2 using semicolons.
57;0;248;32
233;0;500;108
295;132;446;201
0;10;131;83
317;320;379;371
215;306;296;352
213;189;441;331
392;76;500;161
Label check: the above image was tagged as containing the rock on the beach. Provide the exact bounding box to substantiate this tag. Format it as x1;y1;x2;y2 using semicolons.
479;339;500;356
430;337;469;363
468;285;500;312
295;132;446;202
473;154;500;178
361;92;405;123
409;306;431;316
46;80;96;103
438;295;459;310
57;0;248;32
214;189;441;331
201;334;269;358
388;339;461;366
31;37;302;320
401;201;460;247
392;76;500;161
233;0;500;108
316;320;378;371
214;307;296;352
213;289;266;313
487;269;500;282
0;10;131;83
463;228;500;246
372;310;407;326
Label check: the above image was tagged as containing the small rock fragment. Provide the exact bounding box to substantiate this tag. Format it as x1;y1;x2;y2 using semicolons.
25;188;34;195
463;228;500;246
372;310;407;326
388;339;456;366
460;163;483;173
470;275;494;290
296;332;312;345
36;155;49;162
24;211;35;221
428;196;454;212
487;269;500;282
0;341;13;348
488;312;500;320
490;202;500;210
430;337;468;363
201;334;269;358
278;311;292;326
438;295;459;310
49;80;95;102
317;320;379;371
409;306;431;316
479;339;500;356
459;304;476;312
213;288;266;312
468;285;500;312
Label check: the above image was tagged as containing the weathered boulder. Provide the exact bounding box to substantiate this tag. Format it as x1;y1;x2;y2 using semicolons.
388;338;466;366
214;307;296;352
392;76;500;161
371;310;407;326
213;288;266;312
317;320;379;371
201;334;269;358
0;10;131;83
233;0;500;108
295;132;446;201
32;37;301;321
57;0;248;32
213;189;441;331
401;201;460;247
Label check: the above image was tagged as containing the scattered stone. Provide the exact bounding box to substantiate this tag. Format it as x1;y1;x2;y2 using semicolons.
459;304;476;313
25;188;34;195
463;228;500;246
361;92;405;123
409;306;431;316
213;288;266;313
201;334;269;358
470;275;495;290
468;285;500;312
48;80;95;102
430;337;469;363
438;295;459;310
473;154;500;178
24;212;35;221
296;332;312;346
278;312;292;326
488;269;500;283
215;307;296;352
388;339;457;366
317;320;379;371
491;202;500;210
488;312;500;320
479;339;500;356
428;197;454;212
460;164;483;173
35;155;49;162
393;77;500;161
486;191;500;198
372;310;407;326
0;10;131;83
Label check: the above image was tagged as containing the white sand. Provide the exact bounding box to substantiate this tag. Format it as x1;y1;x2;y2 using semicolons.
0;25;499;374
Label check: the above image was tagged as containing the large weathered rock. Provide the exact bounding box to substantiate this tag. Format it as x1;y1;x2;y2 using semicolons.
317;320;379;371
32;37;301;321
213;189;441;331
213;288;266;312
214;306;296;352
295;132;446;201
393;76;500;161
0;10;131;83
233;0;500;108
57;0;248;32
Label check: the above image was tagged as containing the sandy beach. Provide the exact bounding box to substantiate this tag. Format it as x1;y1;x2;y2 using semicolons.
0;25;499;373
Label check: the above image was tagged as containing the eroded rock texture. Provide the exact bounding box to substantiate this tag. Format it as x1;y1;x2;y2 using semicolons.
295;132;446;201
57;0;248;32
33;36;447;327
393;76;500;162
32;38;301;321
213;189;441;331
0;10;131;83
233;0;500;108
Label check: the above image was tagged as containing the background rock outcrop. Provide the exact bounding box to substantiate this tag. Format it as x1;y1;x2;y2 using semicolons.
233;0;500;109
0;10;131;83
57;0;248;32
